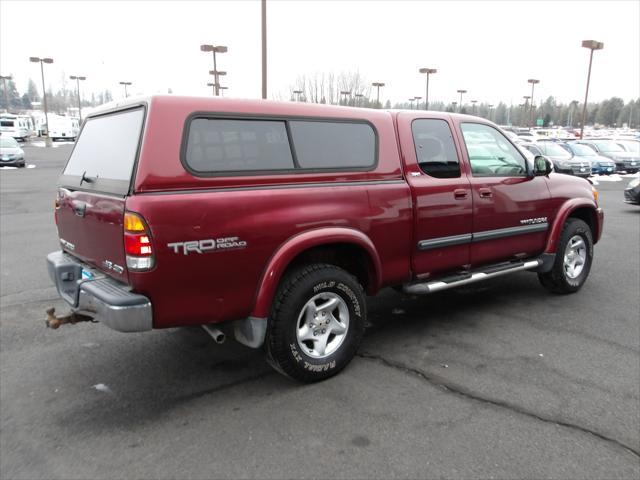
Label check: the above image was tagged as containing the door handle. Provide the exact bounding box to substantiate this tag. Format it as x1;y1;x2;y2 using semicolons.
453;189;468;199
479;188;493;198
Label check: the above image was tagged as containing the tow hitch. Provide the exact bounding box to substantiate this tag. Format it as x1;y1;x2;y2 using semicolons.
45;307;95;329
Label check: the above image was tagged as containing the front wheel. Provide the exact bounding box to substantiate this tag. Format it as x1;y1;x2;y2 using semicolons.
266;263;366;383
538;218;593;294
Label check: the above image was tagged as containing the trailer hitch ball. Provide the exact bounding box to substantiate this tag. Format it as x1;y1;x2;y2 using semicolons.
45;307;94;329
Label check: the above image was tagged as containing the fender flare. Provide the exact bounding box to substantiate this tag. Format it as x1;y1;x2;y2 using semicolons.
250;227;382;319
544;198;600;253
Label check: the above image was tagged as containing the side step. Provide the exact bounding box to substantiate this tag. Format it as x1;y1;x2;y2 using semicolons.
403;259;542;295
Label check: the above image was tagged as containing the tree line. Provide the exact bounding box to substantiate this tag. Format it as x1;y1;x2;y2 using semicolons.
285;72;639;129
0;76;113;114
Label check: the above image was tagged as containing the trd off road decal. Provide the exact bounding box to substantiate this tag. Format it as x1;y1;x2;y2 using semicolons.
167;237;247;255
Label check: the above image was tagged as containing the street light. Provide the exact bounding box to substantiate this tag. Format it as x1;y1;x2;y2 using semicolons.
354;93;365;107
579;40;604;139
419;67;437;110
408;98;415;110
457;89;467;113
29;57;53;146
69;75;86;122
207;82;218;96
527;78;540;127
119;81;132;98
470;99;477;115
219;86;228;97
414;96;422;110
292;89;303;101
340;90;351;105
0;74;12;112
372;82;385;108
488;104;494;121
201;44;228;96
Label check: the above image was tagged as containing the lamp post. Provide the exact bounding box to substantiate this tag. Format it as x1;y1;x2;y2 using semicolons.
457;89;467;113
219;86;228;97
579;40;604;139
29;57;53;146
372;82;385;108
414;96;422;110
488;104;494;121
527;78;540;127
355;93;364;107
207;82;217;96
408;98;415;110
470;99;477;115
69;75;86;122
209;69;226;95
292;89;303;101
0;74;11;112
340;90;351;105
451;101;457;112
200;44;228;96
419;67;437;110
119;81;132;98
522;96;531;126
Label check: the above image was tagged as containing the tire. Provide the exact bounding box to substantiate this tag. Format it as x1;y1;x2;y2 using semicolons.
538;218;593;294
265;263;366;383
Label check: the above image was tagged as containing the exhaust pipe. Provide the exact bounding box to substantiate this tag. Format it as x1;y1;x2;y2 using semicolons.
45;307;94;329
202;324;226;344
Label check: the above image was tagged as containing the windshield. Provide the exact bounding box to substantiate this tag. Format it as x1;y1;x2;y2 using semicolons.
617;141;640;153
568;143;596;156
593;141;624;152
539;142;571;158
0;137;19;148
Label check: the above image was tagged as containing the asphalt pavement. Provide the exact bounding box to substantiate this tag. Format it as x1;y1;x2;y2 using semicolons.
1;144;639;479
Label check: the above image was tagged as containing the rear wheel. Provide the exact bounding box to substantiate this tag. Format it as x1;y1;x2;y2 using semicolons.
266;263;366;383
538;218;593;294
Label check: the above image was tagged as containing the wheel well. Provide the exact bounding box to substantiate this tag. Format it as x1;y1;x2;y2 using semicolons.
568;207;596;239
284;243;376;293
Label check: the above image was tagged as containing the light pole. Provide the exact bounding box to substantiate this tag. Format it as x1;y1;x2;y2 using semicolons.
207;82;217;96
419;67;437;110
372;82;385;108
408;98;415;110
209;70;226;96
355;93;364;107
522;96;531;127
488;104;494;121
69;75;86;122
340;90;351;105
219;86;228;97
451;101;457;112
414;96;422;110
457;89;467;113
200;44;228;96
579;40;604;139
293;89;303;101
29;57;53;146
119;81;132;98
527;78;540;127
470;99;477;115
0;74;11;112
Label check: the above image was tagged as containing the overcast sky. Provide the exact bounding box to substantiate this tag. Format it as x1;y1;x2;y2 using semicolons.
1;0;639;106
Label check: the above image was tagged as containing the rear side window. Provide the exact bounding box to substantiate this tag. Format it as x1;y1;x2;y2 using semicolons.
411;119;461;178
62;107;144;194
289;121;375;169
183;117;377;174
1;120;14;127
185;119;294;173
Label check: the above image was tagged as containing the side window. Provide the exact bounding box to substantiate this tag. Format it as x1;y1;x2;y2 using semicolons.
411;119;461;178
289;121;375;169
185;119;294;173
461;123;528;177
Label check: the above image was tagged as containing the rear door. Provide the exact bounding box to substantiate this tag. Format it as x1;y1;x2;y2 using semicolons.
55;106;145;282
397;113;473;278
457;121;552;267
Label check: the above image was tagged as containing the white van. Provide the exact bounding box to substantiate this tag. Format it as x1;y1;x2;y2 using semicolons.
0;114;33;141
48;115;80;141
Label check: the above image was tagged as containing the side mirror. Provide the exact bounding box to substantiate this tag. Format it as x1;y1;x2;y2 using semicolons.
533;155;553;176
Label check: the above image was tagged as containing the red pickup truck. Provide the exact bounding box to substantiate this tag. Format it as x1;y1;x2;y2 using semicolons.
47;96;603;382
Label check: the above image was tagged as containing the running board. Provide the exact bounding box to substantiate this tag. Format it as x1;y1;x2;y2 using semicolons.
403;259;543;295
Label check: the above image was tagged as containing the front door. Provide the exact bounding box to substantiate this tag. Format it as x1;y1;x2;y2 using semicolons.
397;113;473;278
456;121;552;267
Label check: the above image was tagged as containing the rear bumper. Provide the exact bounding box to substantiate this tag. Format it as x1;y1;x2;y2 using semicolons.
46;251;152;332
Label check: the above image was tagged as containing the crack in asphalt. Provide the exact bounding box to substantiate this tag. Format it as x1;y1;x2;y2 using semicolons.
357;351;640;459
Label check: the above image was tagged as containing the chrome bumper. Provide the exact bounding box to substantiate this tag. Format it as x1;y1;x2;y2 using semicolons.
46;251;152;332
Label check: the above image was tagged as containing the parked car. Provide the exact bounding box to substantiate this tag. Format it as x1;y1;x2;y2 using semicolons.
0;135;26;167
576;140;640;174
0;114;33;141
535;141;591;178
624;176;640;205
46;97;603;383
559;142;616;175
615;139;640;155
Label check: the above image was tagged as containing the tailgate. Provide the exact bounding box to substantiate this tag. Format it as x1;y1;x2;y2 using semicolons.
55;106;145;281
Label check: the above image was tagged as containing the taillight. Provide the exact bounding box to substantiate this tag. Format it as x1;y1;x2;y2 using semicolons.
54;190;61;225
124;212;155;271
